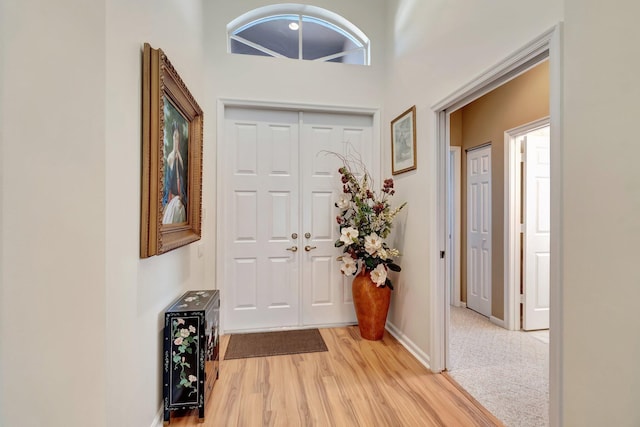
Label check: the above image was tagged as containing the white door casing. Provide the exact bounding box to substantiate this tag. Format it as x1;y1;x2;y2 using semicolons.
448;147;462;307
523;126;551;330
466;145;492;317
223;107;371;331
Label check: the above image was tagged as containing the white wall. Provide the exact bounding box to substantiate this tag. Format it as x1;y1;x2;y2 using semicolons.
0;0;207;426
384;0;563;358
0;0;107;426
561;1;640;425
205;0;388;328
105;0;206;426
206;0;387;106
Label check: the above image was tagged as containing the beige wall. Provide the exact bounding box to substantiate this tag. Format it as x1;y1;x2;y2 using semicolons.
450;110;463;147
458;61;549;319
562;1;640;424
1;0;107;425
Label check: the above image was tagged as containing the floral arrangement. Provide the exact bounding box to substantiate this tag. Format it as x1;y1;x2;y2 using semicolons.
334;154;406;289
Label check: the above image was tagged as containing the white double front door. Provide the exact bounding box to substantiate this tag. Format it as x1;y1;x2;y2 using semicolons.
222;106;374;331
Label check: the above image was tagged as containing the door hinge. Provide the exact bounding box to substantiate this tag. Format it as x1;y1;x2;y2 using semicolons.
520;294;525;304
519;223;525;233
440;251;445;259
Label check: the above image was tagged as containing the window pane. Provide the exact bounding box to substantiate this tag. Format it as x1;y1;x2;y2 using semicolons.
230;39;273;57
340;49;366;65
301;17;362;62
234;15;299;59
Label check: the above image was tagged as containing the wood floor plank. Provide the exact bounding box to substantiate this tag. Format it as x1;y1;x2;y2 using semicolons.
166;327;503;426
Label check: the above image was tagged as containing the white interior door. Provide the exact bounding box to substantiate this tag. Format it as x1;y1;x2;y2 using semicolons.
223;107;372;331
466;145;491;317
523;126;551;330
300;112;371;326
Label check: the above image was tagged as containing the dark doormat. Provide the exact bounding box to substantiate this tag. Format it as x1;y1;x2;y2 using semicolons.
224;328;328;360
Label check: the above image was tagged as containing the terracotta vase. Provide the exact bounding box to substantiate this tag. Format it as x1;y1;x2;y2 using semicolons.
352;268;391;341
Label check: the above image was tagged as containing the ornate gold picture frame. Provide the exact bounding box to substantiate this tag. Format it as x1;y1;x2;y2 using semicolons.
141;43;203;257
391;106;417;175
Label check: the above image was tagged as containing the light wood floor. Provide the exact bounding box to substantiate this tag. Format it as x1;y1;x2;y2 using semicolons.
166;327;503;426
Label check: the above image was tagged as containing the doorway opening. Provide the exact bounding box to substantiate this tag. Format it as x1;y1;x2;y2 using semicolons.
432;25;563;426
505;119;551;332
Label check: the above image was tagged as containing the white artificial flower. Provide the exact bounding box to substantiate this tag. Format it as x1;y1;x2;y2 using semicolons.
340;254;357;275
377;247;388;260
337;192;352;209
340;227;359;246
371;217;385;233
387;248;400;257
370;264;387;287
364;233;382;255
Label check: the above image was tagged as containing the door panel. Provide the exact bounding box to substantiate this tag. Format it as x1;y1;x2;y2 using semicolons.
523;126;551;330
225;108;300;330
233;258;257;308
467;145;491;317
301;113;372;326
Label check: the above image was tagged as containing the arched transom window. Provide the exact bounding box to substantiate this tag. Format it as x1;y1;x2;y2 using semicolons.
227;5;370;65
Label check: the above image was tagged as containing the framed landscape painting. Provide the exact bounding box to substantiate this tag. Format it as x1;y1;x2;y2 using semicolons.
391;106;417;175
141;43;203;258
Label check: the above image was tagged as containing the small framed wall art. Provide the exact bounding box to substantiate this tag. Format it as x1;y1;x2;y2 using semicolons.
391;106;417;175
141;43;203;258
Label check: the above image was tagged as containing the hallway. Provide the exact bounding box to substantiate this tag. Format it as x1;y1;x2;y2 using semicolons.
448;306;549;427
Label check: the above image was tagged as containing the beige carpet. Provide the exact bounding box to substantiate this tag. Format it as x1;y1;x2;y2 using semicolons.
448;306;549;427
224;328;328;360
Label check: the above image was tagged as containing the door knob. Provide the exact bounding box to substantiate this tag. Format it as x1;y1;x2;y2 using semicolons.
304;245;317;252
291;233;298;239
304;232;311;239
286;246;298;252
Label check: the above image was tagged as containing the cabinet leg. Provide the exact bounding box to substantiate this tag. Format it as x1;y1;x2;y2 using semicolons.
163;409;170;425
198;405;205;422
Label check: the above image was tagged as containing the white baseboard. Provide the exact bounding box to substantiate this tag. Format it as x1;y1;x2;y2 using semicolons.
460;301;467;308
150;404;163;427
385;321;431;370
490;315;507;329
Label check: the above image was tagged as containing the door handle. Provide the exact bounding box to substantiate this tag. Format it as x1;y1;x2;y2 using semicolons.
304;245;317;252
286;246;298;252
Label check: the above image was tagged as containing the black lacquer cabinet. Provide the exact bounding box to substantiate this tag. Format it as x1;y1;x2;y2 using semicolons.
163;290;219;424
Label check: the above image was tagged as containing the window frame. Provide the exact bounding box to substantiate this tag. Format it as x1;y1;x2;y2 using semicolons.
227;5;371;65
